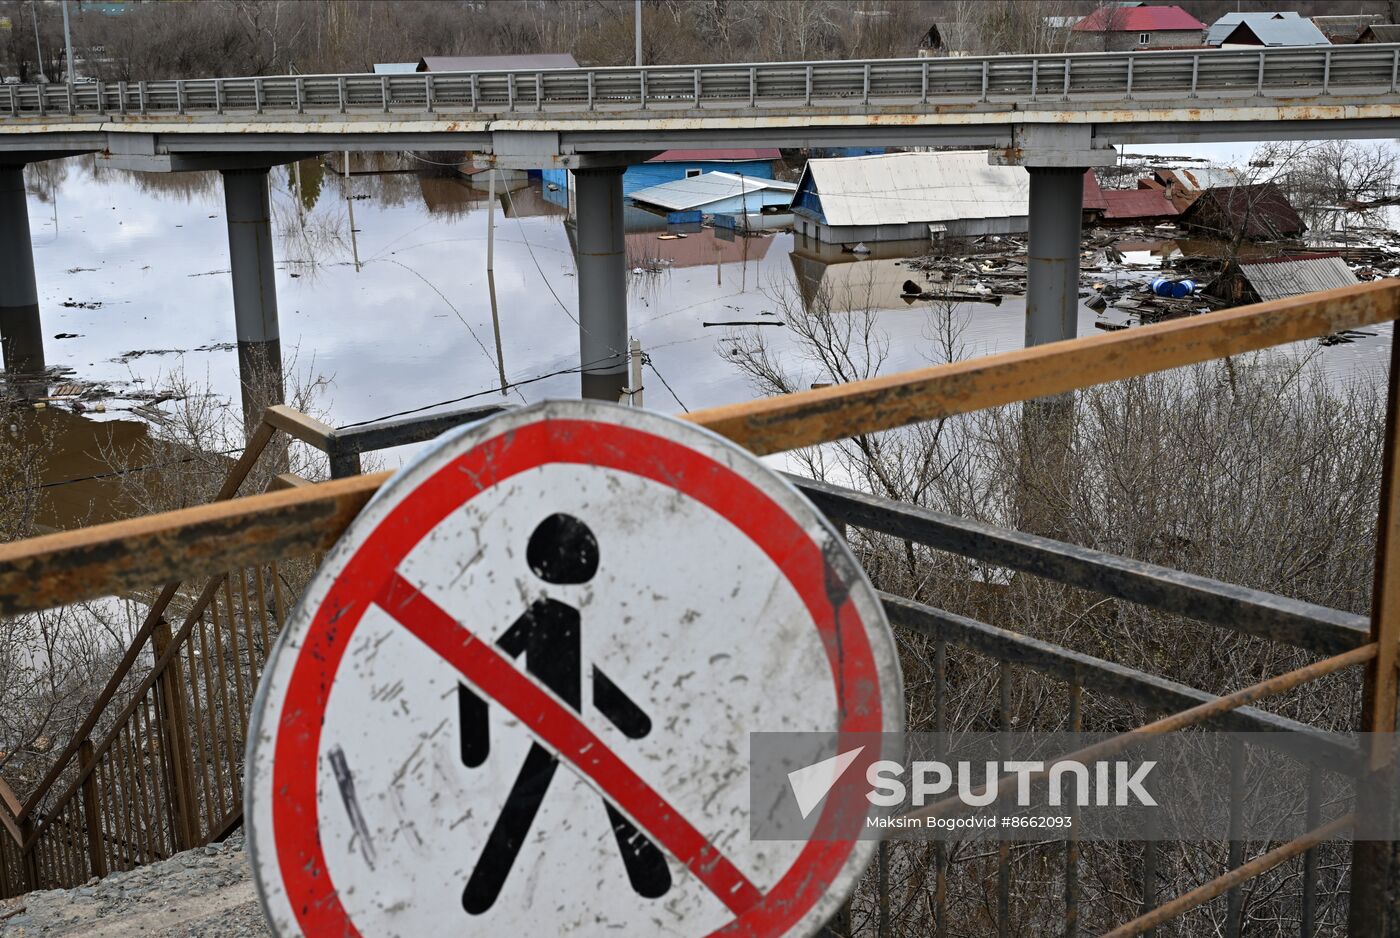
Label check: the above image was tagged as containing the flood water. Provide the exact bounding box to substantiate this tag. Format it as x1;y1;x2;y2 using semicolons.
10;148;1394;522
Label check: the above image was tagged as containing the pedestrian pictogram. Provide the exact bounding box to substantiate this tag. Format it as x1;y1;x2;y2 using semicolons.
246;400;902;937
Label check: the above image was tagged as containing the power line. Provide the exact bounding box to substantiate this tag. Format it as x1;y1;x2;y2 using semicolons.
643;354;689;413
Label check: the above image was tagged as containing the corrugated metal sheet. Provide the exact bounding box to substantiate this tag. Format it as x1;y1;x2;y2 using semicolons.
798;152;1029;228
372;63;417;75
1104;188;1178;219
1238;254;1358;301
1207;12;1330;46
417;54;579;72
1083;170;1108;212
629;172;796;212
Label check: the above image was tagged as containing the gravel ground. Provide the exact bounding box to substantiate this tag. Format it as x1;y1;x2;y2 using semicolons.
0;831;269;938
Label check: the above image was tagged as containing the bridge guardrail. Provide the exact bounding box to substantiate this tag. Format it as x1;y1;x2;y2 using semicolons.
2;45;1400;121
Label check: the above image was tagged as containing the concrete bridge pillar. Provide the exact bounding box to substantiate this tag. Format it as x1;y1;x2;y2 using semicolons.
1025;167;1086;347
221;167;284;430
0;164;44;376
572;165;629;401
991;126;1116;348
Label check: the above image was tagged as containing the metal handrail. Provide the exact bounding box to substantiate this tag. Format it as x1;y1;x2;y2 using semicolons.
1;279;1398;927
2;45;1399;120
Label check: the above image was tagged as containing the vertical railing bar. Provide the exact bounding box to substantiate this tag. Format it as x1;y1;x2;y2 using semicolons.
863;63;870;104
227;572;251;739
1062;58;1071;101
877;838;890;937
253;565;273;667
122;719;152;862
215;78;224;115
239;567;261;703
507;72;515;111
934;637;947;938
380;75;388;113
1030;60;1037;101
269;560;286;644
589;71;596;110
693;67;700;107
1064;679;1081;938
1190;54;1199;98
749;66;756;108
1392;48;1399;93
535;71;542;111
184;619;215;835
137;696;171;859
639;68;647;109
981;59;989;102
1323;49;1331;95
470;73;478;111
196;611;229;820
94;79;104;115
1125;56;1134;100
66;80;73;116
294;76;303;114
338;76;347;114
254;77;264;114
215;579;243;811
921;59;929;104
1224;738;1246;938
176;80;185;116
79;740;105;879
1300;764;1321;937
997;659;1011;938
806;64;814;106
1257;52;1266;97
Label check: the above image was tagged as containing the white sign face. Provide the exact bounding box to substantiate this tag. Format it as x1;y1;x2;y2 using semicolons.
246;400;902;938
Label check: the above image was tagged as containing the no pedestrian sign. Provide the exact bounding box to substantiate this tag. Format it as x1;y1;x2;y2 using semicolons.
246;401;903;936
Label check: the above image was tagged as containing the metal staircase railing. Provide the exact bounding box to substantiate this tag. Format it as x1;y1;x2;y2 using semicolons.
1;279;1397;933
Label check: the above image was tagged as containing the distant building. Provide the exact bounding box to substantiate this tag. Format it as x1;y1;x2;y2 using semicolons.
791;151;1029;244
1209;254;1358;304
1358;24;1400;44
416;54;578;72
629;172;797;222
1083;170;1109;223
1312;13;1386;43
1178;184;1305;240
1072;5;1205;51
1206;12;1330;48
918;23;975;57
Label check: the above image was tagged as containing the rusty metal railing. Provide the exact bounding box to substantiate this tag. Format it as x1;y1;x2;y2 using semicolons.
1;279;1397;934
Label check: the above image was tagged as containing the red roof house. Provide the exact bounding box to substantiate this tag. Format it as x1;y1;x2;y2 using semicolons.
1073;5;1206;49
1103;188;1179;222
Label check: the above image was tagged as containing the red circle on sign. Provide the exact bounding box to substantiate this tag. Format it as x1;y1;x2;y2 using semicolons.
269;417;885;936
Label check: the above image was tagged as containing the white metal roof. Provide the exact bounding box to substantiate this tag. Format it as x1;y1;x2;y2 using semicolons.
629;172;797;212
1238;255;1358;302
1206;12;1330;46
799;152;1029;228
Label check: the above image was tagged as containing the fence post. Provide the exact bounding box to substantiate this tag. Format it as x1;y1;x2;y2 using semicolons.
152;619;199;851
1349;335;1400;932
18;818;38;892
79;739;106;879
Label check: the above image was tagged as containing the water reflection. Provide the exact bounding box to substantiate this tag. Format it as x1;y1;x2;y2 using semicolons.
13;153;1389;468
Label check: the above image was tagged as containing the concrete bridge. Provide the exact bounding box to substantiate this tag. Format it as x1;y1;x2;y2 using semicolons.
3;45;1400;401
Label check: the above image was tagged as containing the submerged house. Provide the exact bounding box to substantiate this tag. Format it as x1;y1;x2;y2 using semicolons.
542;149;781;207
629;172;797;224
1209;254;1358;304
791;151;1030;244
1140;166;1243;213
1179;184;1305;240
1103;188;1179;223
